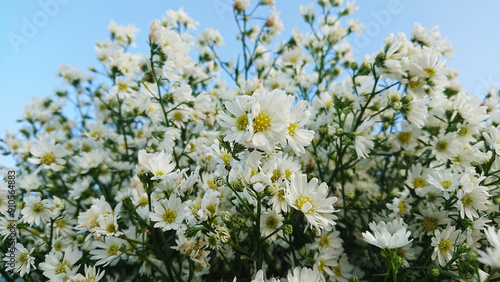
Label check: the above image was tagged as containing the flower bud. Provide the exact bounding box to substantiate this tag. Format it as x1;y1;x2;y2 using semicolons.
283;224;293;235
214;176;225;187
231;180;245;192
349;276;361;282
457;243;470;254
149;20;162;44
429;268;440;277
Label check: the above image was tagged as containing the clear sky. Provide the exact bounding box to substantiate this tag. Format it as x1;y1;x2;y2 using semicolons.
1;0;500;168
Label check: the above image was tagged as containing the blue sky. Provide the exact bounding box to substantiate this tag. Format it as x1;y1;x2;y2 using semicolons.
1;0;500;168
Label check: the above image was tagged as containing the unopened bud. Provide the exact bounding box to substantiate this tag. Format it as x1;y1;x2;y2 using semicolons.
392;101;402;110
457;243;470;254
283;224;293;235
231;180;245;192
221;211;232;223
214;176;225;187
349;276;360;282
429;268;440;277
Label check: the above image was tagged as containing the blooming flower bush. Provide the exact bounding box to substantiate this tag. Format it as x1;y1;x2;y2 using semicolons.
2;0;500;281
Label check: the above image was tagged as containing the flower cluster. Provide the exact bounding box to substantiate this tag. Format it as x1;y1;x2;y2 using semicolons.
1;0;500;281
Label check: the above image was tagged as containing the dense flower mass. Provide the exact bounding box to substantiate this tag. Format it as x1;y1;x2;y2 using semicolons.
1;0;500;281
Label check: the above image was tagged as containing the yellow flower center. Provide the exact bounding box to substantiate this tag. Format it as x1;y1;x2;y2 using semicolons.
18;253;29;264
55;219;66;228
424;67;436;77
173;112;183;121
422;217;438;233
163;209;177;224
288;122;298;136
118;82;128;91
296;197;313;214
41;153;56;166
334;265;342;277
271;169;281;182
319;235;330;248
253;112;271;132
206;204;216;216
440;180;452;189
208;235;217;247
462;194;473;207
398;201;408;215
408;79;424;89
458;127;468;137
139;197;148;207
32;203;45;213
436;140;448;152
278;190;285;201
56;261;70;274
106;223;117;234
397;132;412;145
207;180;218;190
107;244;119;256
413;177;426;188
221;152;232;166
89;130;102;139
90;218;99;229
438;239;452;253
236;115;249;131
427;193;437;203
266;216;278;229
284;169;292;179
54;241;64;251
317;259;326;272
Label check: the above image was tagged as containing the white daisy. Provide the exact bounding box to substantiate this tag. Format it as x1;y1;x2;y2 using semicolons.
260;209;284;241
287;267;322;282
90;237;127;267
362;218;413;249
429;132;460;163
285;173;338;232
149;195;187;231
21;195;51;227
3;243;36;277
217;95;255;144
431;225;465;266
249;89;294;153
28;138;67;171
478;226;500;269
138;149;176;181
39;246;83;281
285;100;315;156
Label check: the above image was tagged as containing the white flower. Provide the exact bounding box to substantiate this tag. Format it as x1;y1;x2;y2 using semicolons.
478;226;500;269
90;237;127;267
353;118;375;159
430;132;460;163
427;168;460;200
457;184;491;220
285;100;315;156
3;243;36;277
249;89;293;153
21;195;51;227
39;246;83;281
260;209;284;241
28;138;67;171
285;173;338;232
149;195;187;231
287;267;322;282
362;218;413;249
431;225;465;266
482;125;500;155
138;149;176;181
218;95;255;144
